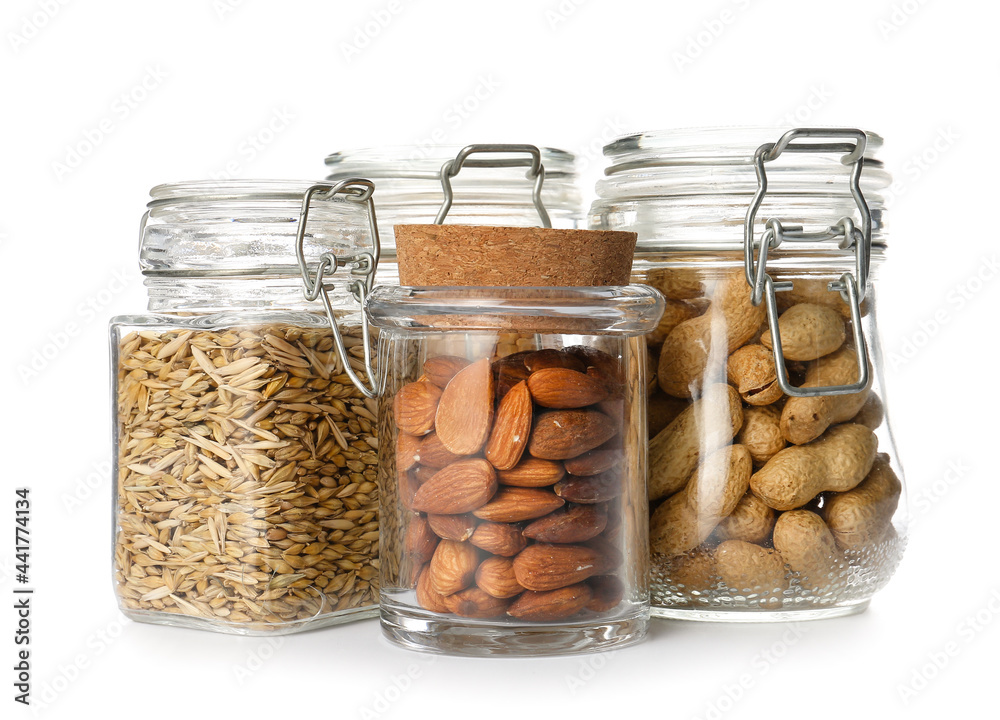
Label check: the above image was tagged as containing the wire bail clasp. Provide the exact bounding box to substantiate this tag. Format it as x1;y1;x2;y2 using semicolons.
434;144;551;227
744;128;872;398
295;179;381;398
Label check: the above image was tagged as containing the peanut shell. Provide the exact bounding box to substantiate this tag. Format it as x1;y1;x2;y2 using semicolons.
780;346;871;445
822;454;901;550
658;270;765;398
761;303;846;361
750;423;877;511
773;510;846;595
647;384;743;502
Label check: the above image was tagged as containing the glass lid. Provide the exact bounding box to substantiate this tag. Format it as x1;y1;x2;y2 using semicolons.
140;180;376;277
591;127;890;253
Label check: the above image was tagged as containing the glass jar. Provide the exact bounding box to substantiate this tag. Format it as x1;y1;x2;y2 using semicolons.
355;284;664;655
110;179;383;634
590;128;907;621
324;144;583;285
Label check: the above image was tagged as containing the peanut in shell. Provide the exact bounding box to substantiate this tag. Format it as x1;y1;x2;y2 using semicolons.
647;384;743;502
750;423;878;511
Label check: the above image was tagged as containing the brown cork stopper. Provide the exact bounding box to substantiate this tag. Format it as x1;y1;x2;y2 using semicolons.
394;224;638;287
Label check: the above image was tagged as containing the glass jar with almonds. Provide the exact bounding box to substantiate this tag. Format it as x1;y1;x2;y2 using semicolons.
590;128;907;621
321;219;664;655
110;180;383;634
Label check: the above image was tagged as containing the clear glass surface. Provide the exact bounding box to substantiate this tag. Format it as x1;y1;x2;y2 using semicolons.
591;126;890;253
111;314;379;635
366;286;663;654
111;180;381;634
141;180;378;310
324;145;583;259
590;128;905;621
632;256;906;620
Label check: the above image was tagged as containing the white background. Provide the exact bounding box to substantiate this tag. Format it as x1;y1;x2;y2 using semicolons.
2;1;998;718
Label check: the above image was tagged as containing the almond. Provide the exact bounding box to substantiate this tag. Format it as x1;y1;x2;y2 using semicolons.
522;504;608;543
586;536;624;575
427;513;477;542
527;368;610;409
601;498;623;542
586;575;625;612
475;556;525;598
507;583;593;621
566;346;624;396
411;458;498;515
415;565;450;613
553;471;622;504
443;587;511;618
404;515;439;565
597;396;624;421
522;348;587;374
484;380;533;470
529;410;618;460
396;432;421;473
565;345;623;383
496;457;566;487
423;355;470;388
435;357;494;455
512;543;601;591
469;521;528;557
493;352;532;400
563;442;622;476
405;562;422;589
587;365;624;398
393;381;442;436
416;432;463;468
429;540;480;595
413;465;438;484
398;468;421;510
473;487;565;523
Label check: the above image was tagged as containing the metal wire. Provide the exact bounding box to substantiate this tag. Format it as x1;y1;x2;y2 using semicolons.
294;179;382;399
434;144;551;227
743;128;873;398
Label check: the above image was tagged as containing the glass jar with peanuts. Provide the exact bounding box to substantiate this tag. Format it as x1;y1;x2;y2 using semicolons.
590;128;907;621
110;180;383;634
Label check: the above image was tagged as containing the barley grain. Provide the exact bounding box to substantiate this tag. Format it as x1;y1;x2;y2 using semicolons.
114;324;379;629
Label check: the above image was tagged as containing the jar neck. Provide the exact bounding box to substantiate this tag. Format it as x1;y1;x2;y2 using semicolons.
324;146;584;254
143;275;357;314
592;127;890;254
139;180;379;284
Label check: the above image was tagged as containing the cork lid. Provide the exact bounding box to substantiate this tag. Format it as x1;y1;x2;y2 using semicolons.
394;224;638;287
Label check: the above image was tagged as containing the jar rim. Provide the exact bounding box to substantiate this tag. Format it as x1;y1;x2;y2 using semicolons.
147;179;339;207
324;145;577;180
602;126;885;174
591;127;890;254
140;178;377;281
596;126;890;201
365;284;664;335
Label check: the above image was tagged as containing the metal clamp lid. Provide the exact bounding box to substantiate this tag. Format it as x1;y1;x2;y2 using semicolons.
295;179;381;398
744;128;871;398
434;144;551;227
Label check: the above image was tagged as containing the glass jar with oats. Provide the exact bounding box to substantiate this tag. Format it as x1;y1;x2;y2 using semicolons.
111;180;383;634
590;128;908;621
